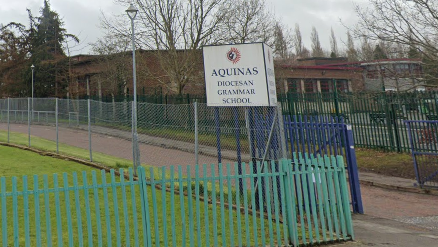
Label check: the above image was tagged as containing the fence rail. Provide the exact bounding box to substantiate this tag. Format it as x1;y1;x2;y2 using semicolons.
0;157;353;246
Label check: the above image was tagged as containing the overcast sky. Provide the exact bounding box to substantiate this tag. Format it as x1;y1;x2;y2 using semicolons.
0;0;369;55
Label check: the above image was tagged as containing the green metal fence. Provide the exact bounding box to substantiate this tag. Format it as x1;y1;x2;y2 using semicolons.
82;91;438;152
0;156;353;246
278;91;438;152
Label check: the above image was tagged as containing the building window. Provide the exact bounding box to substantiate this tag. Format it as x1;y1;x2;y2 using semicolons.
320;80;331;92
304;79;317;93
410;63;422;77
366;65;379;79
335;79;349;92
287;79;302;92
394;63;410;78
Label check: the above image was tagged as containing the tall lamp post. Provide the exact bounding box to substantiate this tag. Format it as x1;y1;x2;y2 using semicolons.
126;4;140;174
31;64;35;119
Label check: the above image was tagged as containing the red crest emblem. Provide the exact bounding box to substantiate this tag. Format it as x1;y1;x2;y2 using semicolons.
226;48;241;64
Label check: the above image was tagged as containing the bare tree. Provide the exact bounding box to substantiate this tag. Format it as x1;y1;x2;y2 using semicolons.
353;0;438;84
224;0;274;45
310;26;324;57
293;24;303;57
101;0;229;94
329;27;338;57
273;21;293;59
91;32;131;99
359;37;374;61
346;31;358;61
98;0;292;94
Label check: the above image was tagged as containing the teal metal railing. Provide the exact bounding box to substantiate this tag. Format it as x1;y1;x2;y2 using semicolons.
0;156;353;246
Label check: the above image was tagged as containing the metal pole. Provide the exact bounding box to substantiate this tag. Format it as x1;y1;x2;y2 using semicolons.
245;107;253;161
28;97;31;147
214;107;222;164
7;98;10;143
333;79;340;118
130;12;140;173
31;65;34;121
345;124;364;214
234;107;243;195
194;102;199;165
88;99;93;161
260;108;278;170
56;98;59;153
276;103;288;159
86;76;90;99
131;101;137;173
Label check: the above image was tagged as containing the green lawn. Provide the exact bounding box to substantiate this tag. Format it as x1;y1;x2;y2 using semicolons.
0;145;98;177
0;145;290;246
355;148;415;179
0;129;133;170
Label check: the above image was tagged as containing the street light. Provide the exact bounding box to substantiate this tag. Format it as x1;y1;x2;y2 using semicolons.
126;4;140;174
31;64;35;119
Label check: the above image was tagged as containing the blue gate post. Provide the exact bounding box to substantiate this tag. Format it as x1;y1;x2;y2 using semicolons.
214;107;222;164
233;107;243;194
405;122;421;186
344;124;364;214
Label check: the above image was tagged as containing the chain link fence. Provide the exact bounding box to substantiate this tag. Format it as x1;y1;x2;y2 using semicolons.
0;98;285;175
0;98;359;224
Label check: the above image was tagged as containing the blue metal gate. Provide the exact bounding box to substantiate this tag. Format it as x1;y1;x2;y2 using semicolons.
405;120;438;188
283;115;363;214
211;107;363;214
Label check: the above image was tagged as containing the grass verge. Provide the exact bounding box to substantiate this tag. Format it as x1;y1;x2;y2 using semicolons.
355;148;415;179
0;145;290;246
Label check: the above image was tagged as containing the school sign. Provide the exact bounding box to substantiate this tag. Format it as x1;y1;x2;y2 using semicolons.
203;43;277;107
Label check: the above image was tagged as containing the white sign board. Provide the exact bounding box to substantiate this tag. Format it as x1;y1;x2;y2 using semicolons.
203;43;277;107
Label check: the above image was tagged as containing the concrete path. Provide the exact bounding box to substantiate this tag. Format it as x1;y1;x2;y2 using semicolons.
341;214;438;247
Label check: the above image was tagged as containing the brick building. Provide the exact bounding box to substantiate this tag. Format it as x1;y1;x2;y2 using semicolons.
274;57;364;93
68;49;205;99
69;51;425;99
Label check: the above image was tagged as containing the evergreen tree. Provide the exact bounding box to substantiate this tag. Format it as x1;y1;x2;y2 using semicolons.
310;27;324;57
293;24;304;57
408;45;421;59
329;27;338;58
346;31;358;61
373;44;387;60
360;37;374;60
30;0;78;97
0;0;78;97
273;22;288;59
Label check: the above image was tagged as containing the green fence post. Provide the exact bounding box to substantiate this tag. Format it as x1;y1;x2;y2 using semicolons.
140;167;152;247
1;178;8;246
82;172;93;247
334;79;340;118
390;103;402;152
282;159;299;246
337;156;355;240
149;168;160;247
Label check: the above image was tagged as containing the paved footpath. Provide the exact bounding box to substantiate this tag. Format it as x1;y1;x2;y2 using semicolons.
1;122;438;246
0;123;235;175
350;183;438;246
